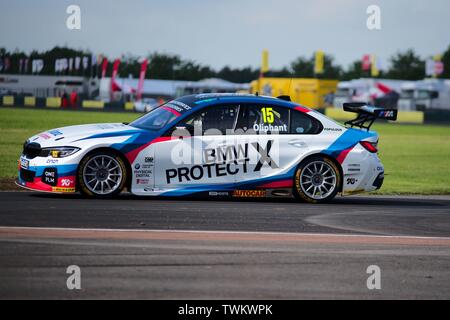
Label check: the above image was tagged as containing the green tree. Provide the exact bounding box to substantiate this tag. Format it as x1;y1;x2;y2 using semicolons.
175;60;215;81
146;52;182;80
386;49;425;80
341;61;365;80
290;54;341;79
217;66;260;83
321;55;342;79
120;54;140;79
291;56;314;77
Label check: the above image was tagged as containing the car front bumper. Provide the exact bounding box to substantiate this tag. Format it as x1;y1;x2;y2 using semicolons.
16;156;78;193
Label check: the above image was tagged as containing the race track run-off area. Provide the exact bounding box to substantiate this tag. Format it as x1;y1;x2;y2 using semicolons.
0;191;450;299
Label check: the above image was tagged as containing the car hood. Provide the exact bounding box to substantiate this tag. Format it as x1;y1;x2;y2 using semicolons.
27;123;144;147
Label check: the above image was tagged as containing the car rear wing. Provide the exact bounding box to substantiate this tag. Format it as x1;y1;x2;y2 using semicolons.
343;102;398;131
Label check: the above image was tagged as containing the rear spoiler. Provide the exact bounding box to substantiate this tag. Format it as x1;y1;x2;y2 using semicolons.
343;102;398;131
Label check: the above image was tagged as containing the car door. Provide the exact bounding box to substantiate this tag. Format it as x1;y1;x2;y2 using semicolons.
233;104;320;187
153;104;240;190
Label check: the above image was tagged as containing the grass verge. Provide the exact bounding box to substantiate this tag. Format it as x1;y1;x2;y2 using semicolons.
1;107;450;194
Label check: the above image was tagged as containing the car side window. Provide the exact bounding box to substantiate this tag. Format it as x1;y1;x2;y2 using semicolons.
290;110;322;134
236;104;290;134
181;105;239;135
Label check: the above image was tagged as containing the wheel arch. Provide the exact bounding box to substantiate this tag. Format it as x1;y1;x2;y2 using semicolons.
77;147;132;192
295;152;344;192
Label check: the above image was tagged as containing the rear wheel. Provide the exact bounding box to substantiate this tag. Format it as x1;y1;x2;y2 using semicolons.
77;150;127;198
294;156;341;203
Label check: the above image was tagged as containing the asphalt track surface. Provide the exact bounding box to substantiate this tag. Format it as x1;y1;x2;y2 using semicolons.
1;191;450;299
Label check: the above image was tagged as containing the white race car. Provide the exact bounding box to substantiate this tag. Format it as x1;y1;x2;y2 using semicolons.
17;94;397;203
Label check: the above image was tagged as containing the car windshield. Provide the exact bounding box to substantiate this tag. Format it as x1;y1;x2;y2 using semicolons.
129;106;178;131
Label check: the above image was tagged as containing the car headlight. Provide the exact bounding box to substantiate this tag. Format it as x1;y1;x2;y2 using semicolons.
40;147;80;158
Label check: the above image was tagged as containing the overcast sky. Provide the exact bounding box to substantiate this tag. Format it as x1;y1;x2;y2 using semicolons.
1;0;449;70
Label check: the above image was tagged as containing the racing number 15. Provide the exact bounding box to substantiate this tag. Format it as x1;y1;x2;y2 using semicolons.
261;107;274;124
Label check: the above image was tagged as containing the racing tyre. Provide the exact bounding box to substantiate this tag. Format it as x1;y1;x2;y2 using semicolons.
77;150;127;198
293;156;341;203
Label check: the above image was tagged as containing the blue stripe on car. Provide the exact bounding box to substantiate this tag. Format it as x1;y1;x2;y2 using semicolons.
321;128;376;158
31;164;78;177
74;130;143;141
160;168;296;196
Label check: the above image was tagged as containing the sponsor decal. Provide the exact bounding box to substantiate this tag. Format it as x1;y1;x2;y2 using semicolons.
135;163;141;170
136;179;150;185
209;191;229;196
379;110;395;118
135;170;152;178
166;161;246;184
163;101;191;115
42;168;57;186
346;178;358;185
46;159;59;164
204;144;249;164
165;140;278;184
140;158;154;169
253;123;287;133
252;140;278;171
96;124;123;130
52;187;76;193
38;133;51;140
168;100;191;111
348;164;360;171
20;157;29;169
324;128;343;132
61;178;74;187
232;190;266;198
48;129;63;136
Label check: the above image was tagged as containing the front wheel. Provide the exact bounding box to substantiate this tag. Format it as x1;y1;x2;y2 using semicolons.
293;156;341;203
77;150;127;198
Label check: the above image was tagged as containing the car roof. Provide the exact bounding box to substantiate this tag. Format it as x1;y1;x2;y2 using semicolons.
175;93;306;109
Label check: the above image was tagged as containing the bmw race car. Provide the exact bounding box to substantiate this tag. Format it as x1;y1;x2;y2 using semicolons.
17;94;397;203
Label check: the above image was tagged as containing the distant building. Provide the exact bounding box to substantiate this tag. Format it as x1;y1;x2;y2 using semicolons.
100;77;250;102
0;74;98;98
0;74;250;102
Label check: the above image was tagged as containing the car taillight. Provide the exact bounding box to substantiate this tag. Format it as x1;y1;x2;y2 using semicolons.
360;141;378;153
